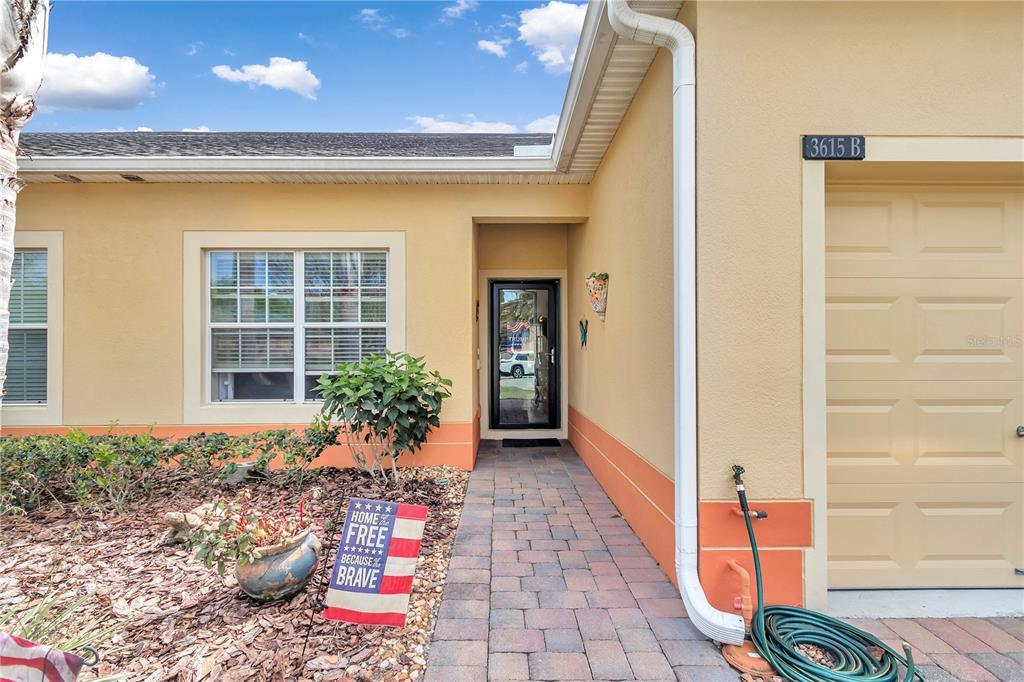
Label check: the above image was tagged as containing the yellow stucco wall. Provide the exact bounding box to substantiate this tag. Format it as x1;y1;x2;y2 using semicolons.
16;183;586;427
477;223;568;271
569;0;1024;498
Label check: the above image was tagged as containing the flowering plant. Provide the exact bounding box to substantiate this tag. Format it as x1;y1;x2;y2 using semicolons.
186;492;309;575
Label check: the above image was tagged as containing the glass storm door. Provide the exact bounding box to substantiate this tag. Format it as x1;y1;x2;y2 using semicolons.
489;280;560;430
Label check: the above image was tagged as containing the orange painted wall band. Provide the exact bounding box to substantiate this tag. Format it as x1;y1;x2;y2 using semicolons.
699;500;813;548
568;406;809;611
700;549;804;611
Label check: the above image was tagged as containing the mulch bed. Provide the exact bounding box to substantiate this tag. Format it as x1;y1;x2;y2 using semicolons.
0;466;469;682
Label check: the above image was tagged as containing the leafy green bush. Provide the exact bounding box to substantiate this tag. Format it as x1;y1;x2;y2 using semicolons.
316;351;452;484
0;431;95;515
0;421;341;516
68;430;173;511
172;416;340;487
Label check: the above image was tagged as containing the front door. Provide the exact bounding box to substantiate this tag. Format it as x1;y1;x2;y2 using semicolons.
489;280;559;430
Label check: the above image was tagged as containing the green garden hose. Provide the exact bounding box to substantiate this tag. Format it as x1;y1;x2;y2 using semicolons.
731;465;924;682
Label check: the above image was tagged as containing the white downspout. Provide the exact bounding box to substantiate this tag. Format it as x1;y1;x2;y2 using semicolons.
606;0;746;646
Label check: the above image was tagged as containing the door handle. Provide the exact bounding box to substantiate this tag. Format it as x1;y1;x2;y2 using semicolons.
1017;426;1024;438
549;348;555;365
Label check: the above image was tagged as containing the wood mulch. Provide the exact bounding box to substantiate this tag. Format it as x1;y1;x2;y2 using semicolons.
0;466;469;682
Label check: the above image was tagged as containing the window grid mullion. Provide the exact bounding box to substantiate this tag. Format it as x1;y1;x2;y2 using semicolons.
294;251;305;403
207;248;387;405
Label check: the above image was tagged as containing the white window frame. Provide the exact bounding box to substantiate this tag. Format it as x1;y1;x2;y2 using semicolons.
3;231;63;426
184;232;406;424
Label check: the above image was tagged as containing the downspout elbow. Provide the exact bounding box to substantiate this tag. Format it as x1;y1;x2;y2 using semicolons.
606;0;694;86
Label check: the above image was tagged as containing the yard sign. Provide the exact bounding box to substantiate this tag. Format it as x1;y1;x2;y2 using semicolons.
323;498;428;627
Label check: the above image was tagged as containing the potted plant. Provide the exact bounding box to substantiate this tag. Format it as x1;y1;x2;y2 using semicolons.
315;351;452;486
585;272;609;320
187;492;320;601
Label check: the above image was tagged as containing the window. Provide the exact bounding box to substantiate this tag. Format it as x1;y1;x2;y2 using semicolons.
207;250;388;403
6;251;48;404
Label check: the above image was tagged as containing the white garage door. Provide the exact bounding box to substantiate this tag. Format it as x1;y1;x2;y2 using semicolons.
826;185;1024;588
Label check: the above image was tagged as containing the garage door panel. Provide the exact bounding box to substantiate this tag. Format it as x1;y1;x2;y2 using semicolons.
827;381;1022;485
827;278;1022;381
828;483;1023;588
826;190;1023;278
826;184;1023;590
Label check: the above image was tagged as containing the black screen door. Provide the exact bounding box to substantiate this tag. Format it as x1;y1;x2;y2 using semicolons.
489;280;560;430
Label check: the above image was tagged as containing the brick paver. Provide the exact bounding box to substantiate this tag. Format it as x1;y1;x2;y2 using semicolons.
425;441;1024;681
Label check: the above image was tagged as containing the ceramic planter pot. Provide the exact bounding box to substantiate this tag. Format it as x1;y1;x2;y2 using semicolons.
234;530;321;601
585;275;609;321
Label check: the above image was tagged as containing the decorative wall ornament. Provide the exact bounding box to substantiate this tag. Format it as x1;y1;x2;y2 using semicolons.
579;319;589;348
585;272;609;321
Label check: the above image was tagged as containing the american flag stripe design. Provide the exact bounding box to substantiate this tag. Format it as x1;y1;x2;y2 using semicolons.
0;631;86;682
323;498;428;627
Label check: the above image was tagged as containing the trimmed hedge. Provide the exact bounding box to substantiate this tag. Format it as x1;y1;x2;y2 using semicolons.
0;420;339;516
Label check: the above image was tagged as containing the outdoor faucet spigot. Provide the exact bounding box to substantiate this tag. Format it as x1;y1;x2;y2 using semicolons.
731;465;750;513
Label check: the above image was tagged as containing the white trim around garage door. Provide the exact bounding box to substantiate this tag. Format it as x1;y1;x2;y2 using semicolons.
802;136;1024;615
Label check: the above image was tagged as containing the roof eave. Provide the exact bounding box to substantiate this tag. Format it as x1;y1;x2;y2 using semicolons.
18;154;559;174
551;0;617;173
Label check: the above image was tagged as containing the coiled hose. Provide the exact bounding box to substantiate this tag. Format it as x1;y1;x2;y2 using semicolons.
732;465;924;682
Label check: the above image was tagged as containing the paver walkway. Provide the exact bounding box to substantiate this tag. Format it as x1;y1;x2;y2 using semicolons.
424;442;1024;681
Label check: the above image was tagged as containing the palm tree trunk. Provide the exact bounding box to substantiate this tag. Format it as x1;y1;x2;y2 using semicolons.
0;98;37;425
0;129;18;410
1;0;51;427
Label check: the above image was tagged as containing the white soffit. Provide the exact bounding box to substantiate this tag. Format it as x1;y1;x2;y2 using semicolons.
554;0;684;174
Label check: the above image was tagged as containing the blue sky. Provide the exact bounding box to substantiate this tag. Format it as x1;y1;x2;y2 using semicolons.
33;1;587;133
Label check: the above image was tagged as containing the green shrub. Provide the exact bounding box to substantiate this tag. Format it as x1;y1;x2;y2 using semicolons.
172;417;340;487
0;421;340;516
316;350;452;485
68;429;174;511
0;432;93;515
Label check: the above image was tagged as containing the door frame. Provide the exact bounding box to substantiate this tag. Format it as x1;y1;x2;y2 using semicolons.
488;279;560;431
478;269;569;441
802;136;1024;613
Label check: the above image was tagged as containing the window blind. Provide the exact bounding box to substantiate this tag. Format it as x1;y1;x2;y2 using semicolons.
6;252;47;404
208;249;387;404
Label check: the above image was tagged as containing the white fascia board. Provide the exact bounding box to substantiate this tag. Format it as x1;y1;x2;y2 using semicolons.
18;154;559;175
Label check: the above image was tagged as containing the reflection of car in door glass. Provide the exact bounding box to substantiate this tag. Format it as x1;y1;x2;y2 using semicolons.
499;352;535;378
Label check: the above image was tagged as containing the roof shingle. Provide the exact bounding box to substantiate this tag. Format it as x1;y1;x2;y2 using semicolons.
19;131;553;158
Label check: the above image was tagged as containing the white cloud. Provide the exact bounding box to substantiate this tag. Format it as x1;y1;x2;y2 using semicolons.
406;114;517;134
37;52;156;110
518;1;586;74
357;8;410;38
514;61;529;74
182;126;212;132
186;42;203;56
477;39;510;58
525;114;559;134
212;57;320;100
98;126;154;132
443;0;478;19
